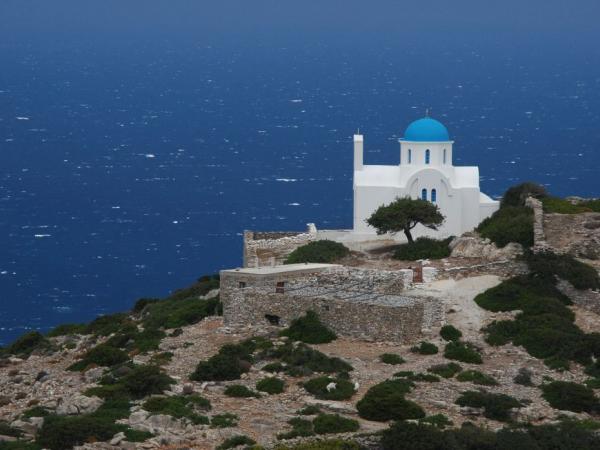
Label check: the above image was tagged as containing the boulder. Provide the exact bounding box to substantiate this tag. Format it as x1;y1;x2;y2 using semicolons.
56;394;103;415
450;233;523;259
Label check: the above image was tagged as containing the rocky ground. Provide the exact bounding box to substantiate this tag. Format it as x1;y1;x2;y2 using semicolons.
2;268;600;449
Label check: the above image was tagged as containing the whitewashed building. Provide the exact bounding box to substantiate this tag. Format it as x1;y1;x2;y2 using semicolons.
353;117;499;239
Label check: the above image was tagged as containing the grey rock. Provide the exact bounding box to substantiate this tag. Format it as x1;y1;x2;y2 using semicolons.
56;394;103;415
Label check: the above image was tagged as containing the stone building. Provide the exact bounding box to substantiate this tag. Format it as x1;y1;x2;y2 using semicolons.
220;263;441;342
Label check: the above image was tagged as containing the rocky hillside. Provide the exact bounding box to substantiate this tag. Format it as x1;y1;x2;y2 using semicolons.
2;185;600;450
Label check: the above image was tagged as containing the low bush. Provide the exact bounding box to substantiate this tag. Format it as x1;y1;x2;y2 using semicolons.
297;405;321;415
379;353;405;365
164;274;220;302
303;377;356;401
275;440;361;450
0;422;22;438
4;332;52;357
440;325;462;342
216;435;256;450
476;206;534;248
277;417;315;440
501;182;547;208
191;341;255;382
514;367;534;386
121;365;175;399
443;341;482;364
542;197;592;214
541;381;600;413
256;377;285;394
85;313;132;337
356;379;424;421
263;361;285;373
141;296;220;330
21;406;50;419
410;341;438;355
47;323;87;337
527;251;600;291
269;342;353;376
381;420;600;450
312;414;359;435
224;384;260;398
211;413;238;428
393;237;452;260
68;344;130;371
456;370;498;386
279;311;337;344
143;395;210;424
419;414;453;429
455;390;522;421
403;373;440;383
427;362;462;378
285;240;350;264
0;442;41;450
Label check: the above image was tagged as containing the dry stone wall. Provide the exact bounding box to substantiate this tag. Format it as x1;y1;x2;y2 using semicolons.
221;266;436;342
243;225;317;268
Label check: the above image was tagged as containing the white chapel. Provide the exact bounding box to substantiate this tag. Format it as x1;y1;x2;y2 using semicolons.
353;117;499;239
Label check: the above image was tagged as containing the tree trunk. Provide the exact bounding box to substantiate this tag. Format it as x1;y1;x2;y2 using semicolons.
403;227;414;244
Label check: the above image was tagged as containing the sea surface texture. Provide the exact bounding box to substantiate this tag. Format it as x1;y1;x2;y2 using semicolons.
1;2;600;344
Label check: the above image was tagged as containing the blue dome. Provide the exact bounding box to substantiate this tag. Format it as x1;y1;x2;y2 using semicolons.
403;117;450;142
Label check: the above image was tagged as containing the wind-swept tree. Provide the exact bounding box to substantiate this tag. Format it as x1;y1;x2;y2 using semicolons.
366;197;445;244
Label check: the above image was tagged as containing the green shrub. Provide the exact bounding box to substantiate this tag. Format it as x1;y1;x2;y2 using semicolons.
455;390;522;421
585;360;600;378
405;373;440;382
379;353;405;365
143;395;209;424
131;298;160;314
36;415;122;450
277;417;315;440
527;251;600;290
476;206;534;248
211;413;238;428
393;237;452;260
279;311;337;344
541;381;600;413
427;362;462;378
191;342;254;381
542;197;592;214
312;414;359;435
263;362;285;373
456;370;498;386
216;435;256;450
256;377;285;394
297;405;321;415
275;440;361;450
269;342;352;376
141;297;220;330
419;414;453;429
303;377;356;400
514;368;534;386
85;313;132;336
120;364;175;399
165;274;220;302
224;384;260;398
21;406;51;419
68;343;130;371
443;341;482;364
47;323;87;337
0;442;42;450
356;379;424;421
440;325;462;342
285;240;350;264
501;182;547;208
411;341;438;355
5;332;52;357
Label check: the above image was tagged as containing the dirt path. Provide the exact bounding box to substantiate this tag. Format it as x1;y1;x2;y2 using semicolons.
406;275;501;340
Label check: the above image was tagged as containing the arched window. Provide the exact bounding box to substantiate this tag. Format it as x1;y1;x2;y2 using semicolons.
421;188;427;201
443;149;447;164
425;149;430;164
408;149;412;164
431;189;437;203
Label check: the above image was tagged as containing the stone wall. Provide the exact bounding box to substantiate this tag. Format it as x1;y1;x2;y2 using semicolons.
221;266;436;343
525;197;550;252
243;224;317;268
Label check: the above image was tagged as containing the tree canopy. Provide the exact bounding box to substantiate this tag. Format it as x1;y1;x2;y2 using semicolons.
366;197;444;243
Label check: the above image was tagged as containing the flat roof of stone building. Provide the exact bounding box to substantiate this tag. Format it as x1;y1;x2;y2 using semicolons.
221;263;341;277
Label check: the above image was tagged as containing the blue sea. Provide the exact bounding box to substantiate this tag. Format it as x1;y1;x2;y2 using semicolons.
1;2;600;345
